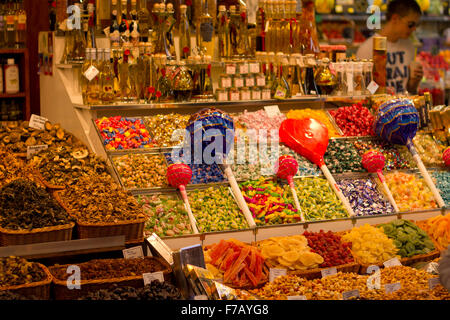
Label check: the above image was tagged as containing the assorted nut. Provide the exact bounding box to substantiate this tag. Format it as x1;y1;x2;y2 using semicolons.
0;256;47;287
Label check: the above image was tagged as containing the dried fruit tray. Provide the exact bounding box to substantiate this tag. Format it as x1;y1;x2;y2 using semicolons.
0;263;53;299
0;222;75;246
287;261;360;280
49;257;172;300
53;191;145;243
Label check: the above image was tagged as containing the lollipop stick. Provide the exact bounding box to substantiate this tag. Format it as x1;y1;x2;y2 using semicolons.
223;164;257;228
376;170;400;213
407;142;445;207
179;185;199;234
320;164;356;217
287;177;305;222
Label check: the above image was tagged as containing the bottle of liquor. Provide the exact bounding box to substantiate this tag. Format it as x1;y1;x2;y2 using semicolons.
81;48;92;104
290;54;304;96
165;3;176;58
272;52;290;99
119;0;130;45
144;42;155;93
304;53;319;95
178;4;191;60
111;43;122;99
86;0;96;49
217;5;229;60
100;48;115;104
16;0;26;48
109;0;121;47
172;61;194;102
265;0;274;53
0;2;6;47
265;51;276;90
136;42;146;100
298;0;319;55
236;4;250;58
87;49;101;105
118;48;132;102
228;5;239;57
137;0;149;42
72;3;86;62
5;0;16;48
128;48;139;103
129;0;139;47
256;0;266;52
196;0;214;58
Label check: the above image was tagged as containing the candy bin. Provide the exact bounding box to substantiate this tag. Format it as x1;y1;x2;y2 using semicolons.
431;171;450;206
144;114;190;148
353;139;413;170
412;132;445;168
324;139;364;174
328;103;375;136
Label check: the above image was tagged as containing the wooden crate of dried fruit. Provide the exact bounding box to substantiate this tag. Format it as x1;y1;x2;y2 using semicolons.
0;223;75;246
49;257;172;300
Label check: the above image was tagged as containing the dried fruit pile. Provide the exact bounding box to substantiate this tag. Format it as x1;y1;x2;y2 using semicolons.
0;256;47;287
0;179;73;230
0;120;82;154
415;214;450;252
49;258;168;281
80;282;183;300
59;175;145;224
377;220;435;258
303;230;354;268
31;145;109;187
204;239;268;288
256;235;324;271
0;148;42;188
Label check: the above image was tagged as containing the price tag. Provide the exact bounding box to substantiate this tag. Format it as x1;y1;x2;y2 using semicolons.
29;114;48;130
250;63;260;74
383;257;402;268
256;75;266;87
428;277;440;290
269;268;287;282
287;295;307;300
27;145;48;159
194;295;208;300
385;282;401;294
234;78;244;88
122;246;144;259
83;65;100;81
239;63;249;74
321;267;337;278
264;105;281;118
366;81;379;95
226;64;236;75
342;289;360;300
143;271;164;285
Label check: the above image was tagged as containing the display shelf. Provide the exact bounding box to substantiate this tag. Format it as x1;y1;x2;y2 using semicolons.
317;13;450;23
0;92;26;99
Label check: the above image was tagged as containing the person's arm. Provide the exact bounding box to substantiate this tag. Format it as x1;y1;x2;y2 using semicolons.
439;246;450;291
407;63;423;94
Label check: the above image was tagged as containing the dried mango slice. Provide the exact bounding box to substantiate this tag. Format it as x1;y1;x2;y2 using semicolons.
298;251;324;267
284;250;300;263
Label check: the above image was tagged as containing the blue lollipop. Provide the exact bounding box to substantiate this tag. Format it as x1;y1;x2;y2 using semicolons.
374;98;445;207
184;107;256;228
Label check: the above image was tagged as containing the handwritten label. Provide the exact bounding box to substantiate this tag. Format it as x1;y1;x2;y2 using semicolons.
143;271;164;285
321;267;337;278
194;295;208;300
428;277;440;290
385;282;401;294
29;114;48;130
287;295;307;300
366;81;379;95
83;65;99;81
27;145;48;159
383;258;402;268
123;246;144;259
342;290;360;300
264;105;281;118
269;268;287;283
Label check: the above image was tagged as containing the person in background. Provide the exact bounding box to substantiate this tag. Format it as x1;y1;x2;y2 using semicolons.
356;0;424;94
439;246;450;291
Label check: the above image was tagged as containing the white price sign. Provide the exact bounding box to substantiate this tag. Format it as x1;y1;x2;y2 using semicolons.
385;282;401;294
269;268;287;283
143;271;164;285
366;81;379;95
29;114;48;130
27;145;48;159
84;65;100;81
264;105;281;118
383;258;402;268
287;295;307;300
342;289;360;300
123;246;144;259
428;278;440;290
194;295;208;300
321;267;337;278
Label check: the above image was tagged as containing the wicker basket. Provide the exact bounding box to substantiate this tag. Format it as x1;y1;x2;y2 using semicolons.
288;261;360;279
49;257;172;300
53;191;146;243
0;223;75;246
0;263;53;299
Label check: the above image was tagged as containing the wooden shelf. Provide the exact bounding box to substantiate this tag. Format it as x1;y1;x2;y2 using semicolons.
0;48;28;55
0;92;26;98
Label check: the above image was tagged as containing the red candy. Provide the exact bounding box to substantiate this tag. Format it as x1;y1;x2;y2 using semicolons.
329;103;375;136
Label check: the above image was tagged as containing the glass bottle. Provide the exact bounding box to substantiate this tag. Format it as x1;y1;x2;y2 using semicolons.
118;48;132;102
217;5;229;60
315;58;337;95
155;66;172;102
81;49;98;105
304;54;319;95
272;52;290;99
265;51;276;91
86;1;96;49
119;0;130;45
199;57;214;99
72;3;86;63
178;4;191;60
345;61;354;96
137;0;150;42
111;43;122;100
166;3;177;58
16;0;26;48
256;0;266;51
153;4;171;58
364;59;374;94
333;61;346;96
128;45;139;103
136;43;147;101
298;0;319;55
172;61;194;102
5;0;16;48
278;1;289;54
236;5;250;58
373;36;387;94
228;5;239;57
353;61;365;96
129;0;140;47
109;0;121;47
100;48;115;105
196;0;215;58
291;54;304;96
0;2;5;47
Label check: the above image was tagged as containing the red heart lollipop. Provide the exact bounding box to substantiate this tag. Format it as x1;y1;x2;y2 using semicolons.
444;147;450;167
